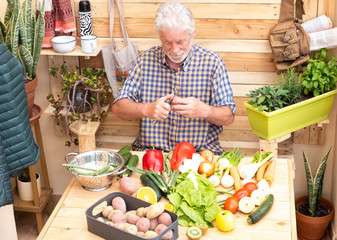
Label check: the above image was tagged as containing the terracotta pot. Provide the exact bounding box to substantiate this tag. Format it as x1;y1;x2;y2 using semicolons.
25;76;38;118
295;196;334;240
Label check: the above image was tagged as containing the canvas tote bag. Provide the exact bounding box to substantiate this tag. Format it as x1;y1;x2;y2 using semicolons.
102;0;138;98
269;0;310;71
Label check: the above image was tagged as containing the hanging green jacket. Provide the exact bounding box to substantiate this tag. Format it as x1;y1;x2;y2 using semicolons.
0;41;40;207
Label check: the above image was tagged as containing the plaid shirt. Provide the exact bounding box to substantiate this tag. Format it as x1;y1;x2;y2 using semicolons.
116;44;236;154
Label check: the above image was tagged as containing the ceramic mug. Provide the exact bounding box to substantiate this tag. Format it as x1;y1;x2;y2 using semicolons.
81;35;97;54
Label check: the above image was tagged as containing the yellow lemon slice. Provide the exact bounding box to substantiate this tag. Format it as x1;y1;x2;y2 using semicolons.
250;189;266;206
136;187;157;204
165;203;174;212
239;197;255;214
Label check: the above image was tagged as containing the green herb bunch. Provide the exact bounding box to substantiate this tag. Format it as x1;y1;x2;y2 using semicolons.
246;85;289;112
301;48;337;97
246;67;303;112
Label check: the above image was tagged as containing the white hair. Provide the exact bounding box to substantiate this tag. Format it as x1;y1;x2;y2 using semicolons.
155;1;195;36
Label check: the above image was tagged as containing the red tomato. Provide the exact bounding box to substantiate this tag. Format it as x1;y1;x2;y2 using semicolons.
233;188;250;200
224;196;239;214
243;182;258;194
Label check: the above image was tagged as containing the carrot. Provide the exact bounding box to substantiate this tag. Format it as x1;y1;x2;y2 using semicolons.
256;161;269;182
263;160;276;185
229;166;241;191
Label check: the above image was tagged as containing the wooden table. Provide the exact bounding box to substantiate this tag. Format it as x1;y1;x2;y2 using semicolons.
37;152;297;240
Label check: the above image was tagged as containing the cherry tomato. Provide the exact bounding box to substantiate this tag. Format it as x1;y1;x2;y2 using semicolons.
224;196;239;214
243;182;258;194
233;188;250;200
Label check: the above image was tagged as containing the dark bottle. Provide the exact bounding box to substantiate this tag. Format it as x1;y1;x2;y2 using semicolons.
79;0;93;36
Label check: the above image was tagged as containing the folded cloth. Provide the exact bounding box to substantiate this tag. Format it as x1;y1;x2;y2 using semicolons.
43;0;77;48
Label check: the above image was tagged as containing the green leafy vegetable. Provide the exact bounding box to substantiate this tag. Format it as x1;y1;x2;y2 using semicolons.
167;170;221;227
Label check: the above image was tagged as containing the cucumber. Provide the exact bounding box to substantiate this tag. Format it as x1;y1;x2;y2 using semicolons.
118;145;131;156
122;152;132;166
122;155;139;177
140;174;162;201
247;194;274;224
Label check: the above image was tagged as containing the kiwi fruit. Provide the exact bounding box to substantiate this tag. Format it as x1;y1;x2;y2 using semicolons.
195;222;208;235
186;226;203;240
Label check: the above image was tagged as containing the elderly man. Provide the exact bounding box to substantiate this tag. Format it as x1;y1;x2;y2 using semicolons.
112;1;236;154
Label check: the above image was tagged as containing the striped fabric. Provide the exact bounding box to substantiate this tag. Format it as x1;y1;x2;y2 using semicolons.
116;44;236;154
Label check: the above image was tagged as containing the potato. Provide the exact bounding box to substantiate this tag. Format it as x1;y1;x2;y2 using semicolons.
154;224;173;240
146;202;165;219
144;230;158;238
127;213;140;225
158;212;172;227
126;210;136;216
119;177;138;195
112;196;127;213
136;231;145;237
114;222;125;230
107;209;123;221
136;207;148;217
136;217;150;232
102;205;114;218
111;212;127;223
125;224;138;235
149;217;159;230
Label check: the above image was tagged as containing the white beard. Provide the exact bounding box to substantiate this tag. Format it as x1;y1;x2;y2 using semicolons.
165;48;190;64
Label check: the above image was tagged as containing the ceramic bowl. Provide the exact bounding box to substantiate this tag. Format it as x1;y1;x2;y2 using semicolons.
51;36;76;53
64;149;126;191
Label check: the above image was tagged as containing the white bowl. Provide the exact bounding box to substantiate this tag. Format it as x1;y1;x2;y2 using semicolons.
51;36;76;53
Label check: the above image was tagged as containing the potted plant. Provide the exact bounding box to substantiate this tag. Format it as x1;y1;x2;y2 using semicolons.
0;0;45;117
244;48;337;140
47;65;112;146
295;148;334;240
16;168;41;201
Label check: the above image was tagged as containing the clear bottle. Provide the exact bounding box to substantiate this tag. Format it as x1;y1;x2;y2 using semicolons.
79;0;93;36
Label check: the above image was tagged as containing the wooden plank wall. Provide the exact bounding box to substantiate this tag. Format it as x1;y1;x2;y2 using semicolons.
70;0;333;154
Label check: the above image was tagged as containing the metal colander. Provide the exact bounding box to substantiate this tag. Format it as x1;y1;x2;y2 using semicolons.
64;149;125;191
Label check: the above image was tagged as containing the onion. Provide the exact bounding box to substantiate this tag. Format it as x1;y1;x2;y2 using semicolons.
208;175;220;187
221;174;234;188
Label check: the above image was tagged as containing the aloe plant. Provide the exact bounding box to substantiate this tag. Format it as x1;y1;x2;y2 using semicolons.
0;0;45;82
303;147;331;217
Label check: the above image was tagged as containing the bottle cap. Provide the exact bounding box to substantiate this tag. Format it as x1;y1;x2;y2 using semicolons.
79;0;91;12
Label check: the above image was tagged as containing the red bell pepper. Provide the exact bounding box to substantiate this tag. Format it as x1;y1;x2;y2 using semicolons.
171;142;196;170
142;149;164;172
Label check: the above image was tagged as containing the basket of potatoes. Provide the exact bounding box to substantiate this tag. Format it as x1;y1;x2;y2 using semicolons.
86;192;178;240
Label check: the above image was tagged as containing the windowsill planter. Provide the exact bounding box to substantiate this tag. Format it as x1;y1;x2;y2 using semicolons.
244;89;337;140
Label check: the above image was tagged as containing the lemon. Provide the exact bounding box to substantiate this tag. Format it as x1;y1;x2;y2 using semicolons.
250;189;266;206
165;203;174;212
216;210;235;232
238;197;255;213
136;187;157;204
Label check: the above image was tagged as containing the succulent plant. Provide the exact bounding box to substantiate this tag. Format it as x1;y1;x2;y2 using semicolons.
302;147;331;217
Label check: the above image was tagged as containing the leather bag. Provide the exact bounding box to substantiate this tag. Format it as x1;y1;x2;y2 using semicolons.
269;0;310;71
102;0;138;98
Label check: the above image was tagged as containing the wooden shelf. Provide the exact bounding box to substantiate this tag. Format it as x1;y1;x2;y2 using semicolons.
40;38;111;57
13;187;53;213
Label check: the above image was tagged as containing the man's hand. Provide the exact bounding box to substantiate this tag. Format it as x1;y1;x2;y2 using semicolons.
148;93;175;121
172;96;235;126
171;96;206;118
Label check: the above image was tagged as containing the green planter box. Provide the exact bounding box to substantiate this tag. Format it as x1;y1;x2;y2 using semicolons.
244;89;337;140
